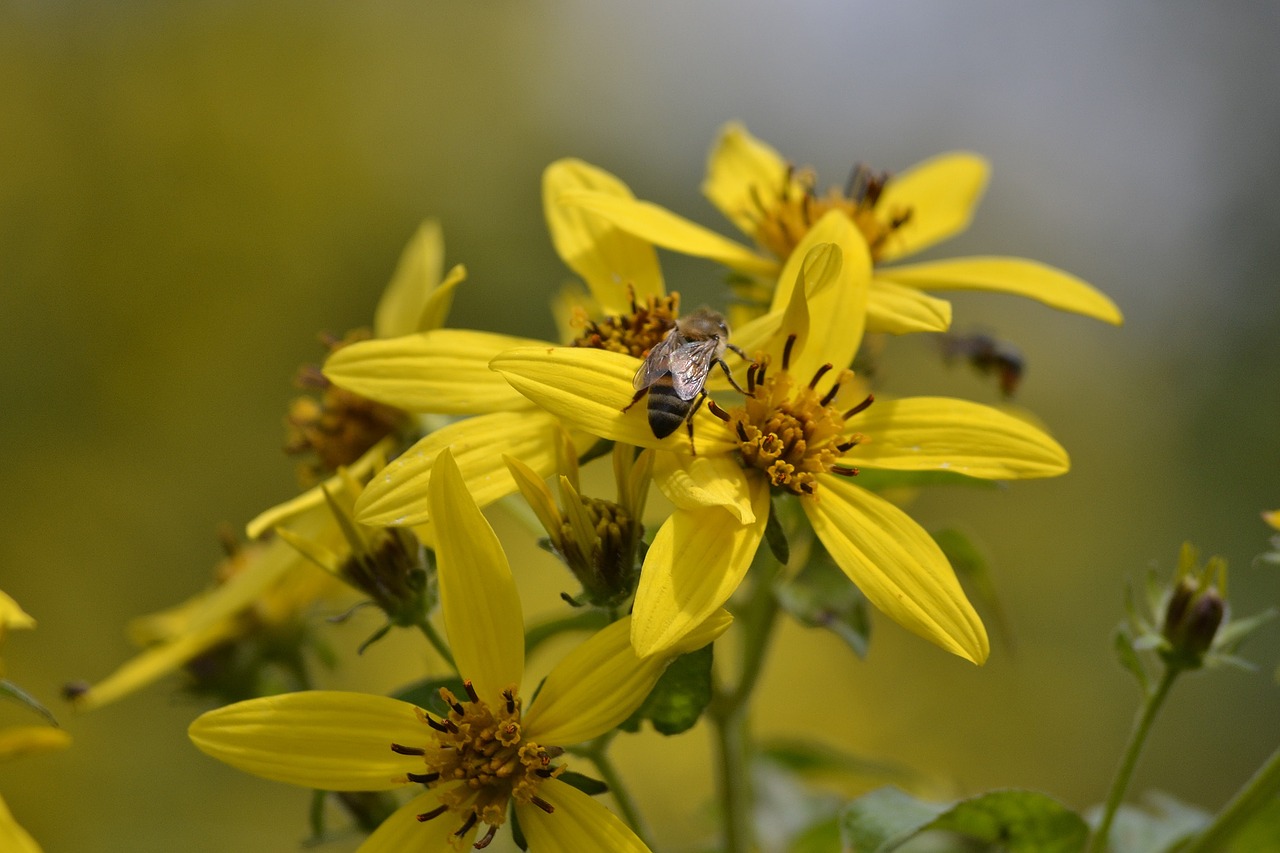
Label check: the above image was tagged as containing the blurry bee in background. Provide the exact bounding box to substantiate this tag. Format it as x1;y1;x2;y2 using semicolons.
940;332;1025;398
625;308;749;452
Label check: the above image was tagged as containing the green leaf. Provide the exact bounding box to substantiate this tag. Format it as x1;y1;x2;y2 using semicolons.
1222;795;1280;852
932;527;1014;653
1113;627;1150;694
788;817;842;853
391;676;469;717
557;770;609;797
775;541;872;658
841;787;1088;853
852;468;997;492
619;645;714;735
1101;791;1209;853
760;738;921;789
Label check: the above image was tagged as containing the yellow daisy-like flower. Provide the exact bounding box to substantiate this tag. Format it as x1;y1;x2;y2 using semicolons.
493;213;1070;663
191;449;731;851
553;121;1122;333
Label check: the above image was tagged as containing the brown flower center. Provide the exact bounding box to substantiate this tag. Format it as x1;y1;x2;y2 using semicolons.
748;164;912;263
713;336;872;497
570;290;678;356
392;682;562;849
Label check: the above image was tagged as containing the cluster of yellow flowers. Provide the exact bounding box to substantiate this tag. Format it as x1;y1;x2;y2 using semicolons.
70;123;1128;850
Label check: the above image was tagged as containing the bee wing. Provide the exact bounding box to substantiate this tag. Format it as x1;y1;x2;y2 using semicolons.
668;339;720;400
633;330;683;390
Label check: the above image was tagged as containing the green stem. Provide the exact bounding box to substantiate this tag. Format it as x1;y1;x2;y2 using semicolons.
708;552;784;853
1089;666;1181;853
415;617;456;674
1178;744;1280;853
579;734;653;846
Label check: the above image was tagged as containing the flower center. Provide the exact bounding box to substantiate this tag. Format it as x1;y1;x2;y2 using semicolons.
570;290;679;356
748;164;912;263
713;336;872;497
392;682;562;849
285;330;410;482
556;496;639;606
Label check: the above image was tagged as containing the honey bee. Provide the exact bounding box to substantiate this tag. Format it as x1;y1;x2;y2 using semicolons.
624;308;749;451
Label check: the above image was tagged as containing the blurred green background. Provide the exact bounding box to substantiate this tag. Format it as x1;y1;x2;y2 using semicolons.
3;1;1279;850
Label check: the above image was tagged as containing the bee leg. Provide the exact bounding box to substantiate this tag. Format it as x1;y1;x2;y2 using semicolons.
684;391;709;455
621;387;648;413
714;357;753;397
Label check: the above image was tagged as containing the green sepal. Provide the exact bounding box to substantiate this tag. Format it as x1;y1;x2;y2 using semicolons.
932;527;1014;652
1113;626;1151;694
840;787;1088;853
524;609;610;658
356;622;393;655
510;799;528;851
557;770;609;797
764;495;791;565
0;678;59;726
618;644;714;736
576;437;616;467
391;675;469;717
775;541;872;659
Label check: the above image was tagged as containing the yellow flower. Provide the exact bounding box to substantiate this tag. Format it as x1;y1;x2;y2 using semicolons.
493;214;1070;664
191;449;731;850
1263;509;1280;530
553;122;1122;333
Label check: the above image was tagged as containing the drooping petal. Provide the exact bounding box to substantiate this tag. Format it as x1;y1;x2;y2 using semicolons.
875;152;990;262
373;219;445;339
654;453;756;524
866;278;953;334
874;256;1124;325
246;438;392;539
702;122;790;237
559;189;776;276
354;412;575;527
853;397;1070;479
804;478;989;663
427;448;524;703
187;692;430;790
631;481;770;658
356;789;465;853
323;329;543;413
523;611;732;745
543;159;665;313
490;347;738;455
518;778;653;853
0;794;40;853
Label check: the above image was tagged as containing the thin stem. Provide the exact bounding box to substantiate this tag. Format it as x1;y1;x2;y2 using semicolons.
1177;744;1280;853
578;734;653;846
415;617;456;674
1089;666;1181;853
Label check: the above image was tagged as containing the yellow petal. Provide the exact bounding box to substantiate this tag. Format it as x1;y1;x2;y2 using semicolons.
373;220;444;339
0;794;40;853
866;278;953;334
490;347;738;456
654;453;756;524
543;158;665;313
518;778;654;852
0;590;34;633
560;189;776;276
524;611;731;745
853;397;1070;479
874;256;1124;325
804;478;989;663
323;329;541;414
188;691;430;790
631;482;770;658
875;152;990;262
354;412;571;527
1263;509;1280;531
504;455;563;541
246;438;391;539
0;726;71;761
428;448;524;704
356;790;463;852
701;121;790;238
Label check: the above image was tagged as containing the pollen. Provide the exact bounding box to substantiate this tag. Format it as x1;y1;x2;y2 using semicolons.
571;289;679;357
393;682;564;848
747;163;912;262
717;336;871;496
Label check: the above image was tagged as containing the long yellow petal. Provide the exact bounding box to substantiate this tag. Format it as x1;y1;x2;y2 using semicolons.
631;482;770;658
373;219;444;339
0;590;34;633
0;726;71;761
0;794;40;853
523;611;731;746
804;478;989;663
427;448;524;708
701;122;789;237
356;790;463;852
853;397;1070;479
518;778;653;853
490;347;738;455
323;329;542;413
246;438;392;539
188;692;430;791
654;453;756;524
866;278;953;334
354;412;569;527
875;152;990;262
874;256;1124;325
543;159;665;313
559;190;776;276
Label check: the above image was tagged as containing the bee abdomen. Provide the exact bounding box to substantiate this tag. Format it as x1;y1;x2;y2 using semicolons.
646;379;691;439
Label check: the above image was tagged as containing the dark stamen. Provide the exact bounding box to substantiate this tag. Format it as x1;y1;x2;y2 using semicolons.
844;392;874;420
756;360;768;387
831;465;860;477
449;699;465;715
735;421;750;442
464;681;480;703
808;363;832;389
417;804;448;822
474;824;500;850
820;378;844;406
782;335;797;370
391;742;426;756
708;400;732;422
836;437;862;452
407;771;440;784
746;362;758;393
454;813;479;838
504;689;516;714
531;796;555;815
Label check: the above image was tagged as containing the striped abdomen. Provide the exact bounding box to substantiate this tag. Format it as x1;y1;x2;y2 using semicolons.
646;376;693;438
